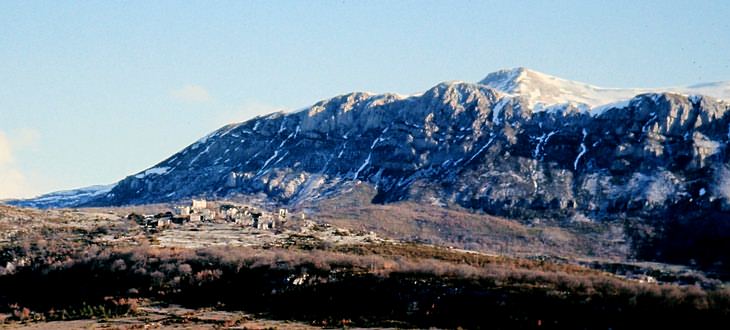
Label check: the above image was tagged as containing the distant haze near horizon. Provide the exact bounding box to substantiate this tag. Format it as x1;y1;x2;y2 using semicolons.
1;0;729;199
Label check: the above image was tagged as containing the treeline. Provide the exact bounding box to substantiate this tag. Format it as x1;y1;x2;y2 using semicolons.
1;242;729;328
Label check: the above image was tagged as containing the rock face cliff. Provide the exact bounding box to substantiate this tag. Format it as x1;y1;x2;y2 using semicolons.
10;68;730;269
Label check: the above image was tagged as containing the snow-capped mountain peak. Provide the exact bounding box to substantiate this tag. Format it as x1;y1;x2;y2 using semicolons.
479;67;647;110
478;67;730;112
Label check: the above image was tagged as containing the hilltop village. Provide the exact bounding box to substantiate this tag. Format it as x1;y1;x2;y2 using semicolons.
127;199;289;231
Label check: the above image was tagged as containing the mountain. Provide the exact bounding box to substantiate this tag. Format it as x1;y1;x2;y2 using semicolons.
8;184;114;209
8;68;730;270
11;68;730;213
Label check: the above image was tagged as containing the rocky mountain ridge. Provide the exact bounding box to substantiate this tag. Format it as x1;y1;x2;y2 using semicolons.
8;68;730;269
11;68;730;216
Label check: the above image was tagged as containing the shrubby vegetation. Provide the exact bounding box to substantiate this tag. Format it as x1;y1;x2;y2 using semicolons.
1;236;729;328
314;199;630;259
0;204;728;328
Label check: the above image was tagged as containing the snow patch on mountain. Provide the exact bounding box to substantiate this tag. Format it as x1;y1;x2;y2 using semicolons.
135;167;170;179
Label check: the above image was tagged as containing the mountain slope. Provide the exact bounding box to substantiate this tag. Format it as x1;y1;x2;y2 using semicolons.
8;184;114;209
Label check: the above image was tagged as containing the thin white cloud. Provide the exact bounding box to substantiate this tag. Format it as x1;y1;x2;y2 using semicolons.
170;84;213;103
0;131;13;166
0;128;43;199
0;167;27;199
10;128;41;149
0;131;35;199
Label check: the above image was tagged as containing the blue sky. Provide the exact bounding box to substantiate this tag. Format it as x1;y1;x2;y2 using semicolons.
1;0;729;198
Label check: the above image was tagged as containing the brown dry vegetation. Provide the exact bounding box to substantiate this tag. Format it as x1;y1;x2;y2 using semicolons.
1;204;729;328
0;231;728;327
313;198;630;260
